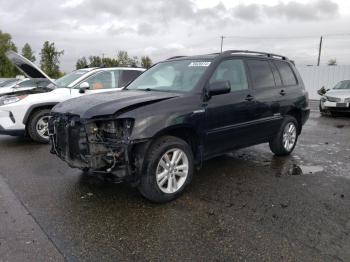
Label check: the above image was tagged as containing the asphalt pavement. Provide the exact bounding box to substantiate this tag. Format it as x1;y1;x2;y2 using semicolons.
0;110;349;261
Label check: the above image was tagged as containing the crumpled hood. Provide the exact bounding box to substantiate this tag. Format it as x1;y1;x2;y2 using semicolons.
52;90;180;119
326;89;350;99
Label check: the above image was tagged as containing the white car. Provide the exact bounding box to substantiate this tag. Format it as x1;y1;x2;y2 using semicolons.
0;51;145;143
319;80;350;116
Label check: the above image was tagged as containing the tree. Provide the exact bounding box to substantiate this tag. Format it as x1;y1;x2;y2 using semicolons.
141;56;152;69
39;41;64;78
101;57;119;67
0;30;19;77
76;57;88;69
117;50;132;66
328;58;337;66
130;56;139;67
21;43;35;62
88;56;103;67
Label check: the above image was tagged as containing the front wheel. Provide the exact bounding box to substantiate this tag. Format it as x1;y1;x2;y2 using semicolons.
269;116;298;156
138;136;194;203
27;109;51;143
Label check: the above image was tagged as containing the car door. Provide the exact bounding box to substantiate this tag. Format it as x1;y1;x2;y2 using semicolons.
204;58;258;156
273;60;301;115
245;59;283;140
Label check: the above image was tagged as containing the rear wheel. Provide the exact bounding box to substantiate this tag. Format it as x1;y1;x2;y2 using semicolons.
269;116;298;156
138;136;194;203
27;109;51;143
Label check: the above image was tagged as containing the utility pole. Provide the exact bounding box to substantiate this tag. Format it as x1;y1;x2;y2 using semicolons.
317;36;323;66
220;36;224;53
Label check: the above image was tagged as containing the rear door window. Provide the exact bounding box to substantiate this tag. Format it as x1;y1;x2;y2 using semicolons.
209;59;248;92
246;60;275;89
274;61;297;86
119;70;142;87
269;61;282;87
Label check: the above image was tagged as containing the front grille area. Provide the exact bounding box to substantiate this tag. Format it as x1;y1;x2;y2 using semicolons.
50;114;89;164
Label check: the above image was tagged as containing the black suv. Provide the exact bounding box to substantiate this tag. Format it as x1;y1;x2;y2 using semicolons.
49;50;310;202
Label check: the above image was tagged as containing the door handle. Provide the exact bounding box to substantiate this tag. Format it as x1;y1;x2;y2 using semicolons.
280;90;286;96
245;94;254;101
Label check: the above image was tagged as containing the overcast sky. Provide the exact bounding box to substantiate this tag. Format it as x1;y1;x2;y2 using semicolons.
1;0;350;72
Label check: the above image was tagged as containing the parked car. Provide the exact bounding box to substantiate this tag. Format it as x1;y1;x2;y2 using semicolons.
319;80;350;115
0;51;145;143
49;50;310;203
0;78;51;96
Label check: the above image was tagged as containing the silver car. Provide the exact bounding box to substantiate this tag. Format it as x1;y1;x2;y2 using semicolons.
319;80;350;116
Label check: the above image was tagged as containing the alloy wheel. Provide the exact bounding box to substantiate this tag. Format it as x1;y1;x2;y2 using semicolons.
156;148;189;194
282;122;297;151
36;115;50;140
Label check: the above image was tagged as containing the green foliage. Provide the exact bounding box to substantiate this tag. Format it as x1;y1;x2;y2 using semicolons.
102;57;119;67
0;30;19;77
76;56;88;69
141;56;152;69
39;41;64;78
117;51;139;66
21;43;36;62
76;50;152;69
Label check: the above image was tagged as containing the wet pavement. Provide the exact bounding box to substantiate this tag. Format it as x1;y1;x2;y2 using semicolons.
0;111;349;261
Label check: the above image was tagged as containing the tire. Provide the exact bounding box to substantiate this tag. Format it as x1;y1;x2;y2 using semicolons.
319;103;326;115
269;116;298;156
27;109;51;143
138;136;194;203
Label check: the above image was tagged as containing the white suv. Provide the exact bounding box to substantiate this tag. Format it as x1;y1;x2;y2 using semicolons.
0;51;145;143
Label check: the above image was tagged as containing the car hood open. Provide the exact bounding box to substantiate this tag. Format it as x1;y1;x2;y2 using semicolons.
5;51;54;83
52;90;180;119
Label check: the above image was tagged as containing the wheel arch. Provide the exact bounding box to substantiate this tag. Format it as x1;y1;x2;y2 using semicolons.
285;108;302;134
23;103;58;125
142;125;203;165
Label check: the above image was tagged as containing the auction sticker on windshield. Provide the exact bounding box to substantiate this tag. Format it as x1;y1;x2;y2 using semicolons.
188;62;211;67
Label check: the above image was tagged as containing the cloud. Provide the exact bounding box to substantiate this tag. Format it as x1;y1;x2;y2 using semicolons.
0;0;345;72
262;0;339;20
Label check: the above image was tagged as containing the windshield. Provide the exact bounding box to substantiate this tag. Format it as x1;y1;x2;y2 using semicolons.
54;70;88;88
127;59;212;92
333;80;350;90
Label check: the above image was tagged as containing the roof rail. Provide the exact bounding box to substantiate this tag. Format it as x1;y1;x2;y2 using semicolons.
221;50;288;60
166;56;188;60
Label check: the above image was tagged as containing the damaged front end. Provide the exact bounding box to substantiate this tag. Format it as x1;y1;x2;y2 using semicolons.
49;114;143;180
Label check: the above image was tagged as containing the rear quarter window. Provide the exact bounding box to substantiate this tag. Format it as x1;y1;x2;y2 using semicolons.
246;60;275;89
274;61;298;86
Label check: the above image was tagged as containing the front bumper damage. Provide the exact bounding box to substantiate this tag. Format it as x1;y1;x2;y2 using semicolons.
49;113;146;181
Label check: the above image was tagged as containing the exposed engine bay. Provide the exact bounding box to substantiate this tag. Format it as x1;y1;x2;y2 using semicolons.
49;114;143;180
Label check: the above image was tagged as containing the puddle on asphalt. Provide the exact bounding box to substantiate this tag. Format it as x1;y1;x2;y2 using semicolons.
276;163;324;177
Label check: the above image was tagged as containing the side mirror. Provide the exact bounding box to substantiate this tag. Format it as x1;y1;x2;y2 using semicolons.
207;81;231;97
317;86;327;96
79;82;90;93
